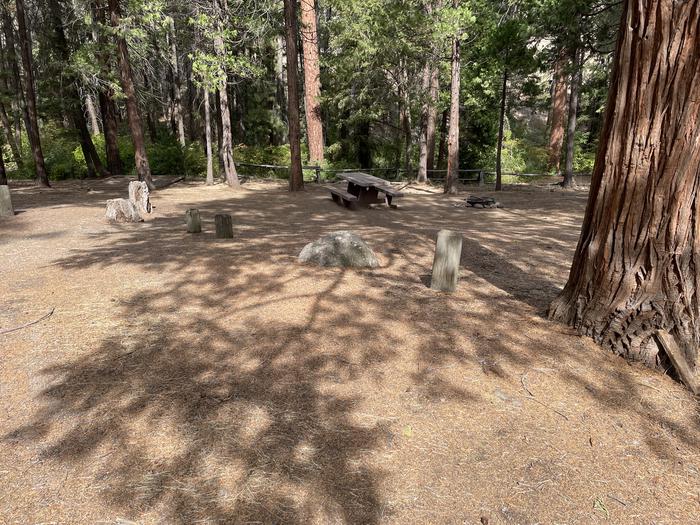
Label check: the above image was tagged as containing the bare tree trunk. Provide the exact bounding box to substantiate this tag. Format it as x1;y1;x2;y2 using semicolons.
47;0;109;178
444;9;460;195
495;65;508;191
92;0;123;175
2;8;29;163
283;0;304;191
0;102;22;168
85;93;100;135
167;17;186;148
562;48;582;188
550;0;700;379
426;64;439;172
417;62;432;183
436;108;448;170
300;0;323;164
203;88;214;186
547;52;568;173
15;0;49;187
107;0;153;189
212;0;240;188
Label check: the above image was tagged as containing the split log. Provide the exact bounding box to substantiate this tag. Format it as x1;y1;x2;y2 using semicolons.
215;214;233;238
0;185;14;217
430;229;462;292
186;208;202;233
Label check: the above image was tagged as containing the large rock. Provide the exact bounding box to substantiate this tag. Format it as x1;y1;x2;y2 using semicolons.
105;198;142;223
128;180;151;215
299;231;379;268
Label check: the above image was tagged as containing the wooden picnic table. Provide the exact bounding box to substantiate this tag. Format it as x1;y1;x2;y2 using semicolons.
335;172;404;208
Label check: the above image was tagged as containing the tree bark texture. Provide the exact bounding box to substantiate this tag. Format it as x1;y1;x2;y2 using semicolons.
212;0;240;188
168;17;186;148
547;53;568;173
562;47;582;188
15;0;50;187
284;0;304;191
107;0;154;189
549;0;700;376
444;17;460;195
300;0;324;164
204;88;214;186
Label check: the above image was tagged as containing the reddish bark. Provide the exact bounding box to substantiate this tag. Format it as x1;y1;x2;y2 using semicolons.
300;0;324;164
547;54;568;173
550;0;700;378
283;0;304;192
444;8;460;195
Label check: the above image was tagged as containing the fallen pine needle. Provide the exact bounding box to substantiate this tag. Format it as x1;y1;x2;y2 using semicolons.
0;307;55;336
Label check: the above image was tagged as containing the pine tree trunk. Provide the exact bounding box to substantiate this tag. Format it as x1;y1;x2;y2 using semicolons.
283;0;304;192
444;12;460;195
0;102;22;169
85;94;100;135
212;0;240;188
167;17;186;148
107;0;153;189
2;8;28;164
204;89;214;186
436;108;448;170
547;53;568;173
562;48;582;188
549;0;700;378
300;0;324;164
426;64;439;172
47;0;109;178
495;66;508;192
92;0;123;175
15;0;49;187
417;62;432;183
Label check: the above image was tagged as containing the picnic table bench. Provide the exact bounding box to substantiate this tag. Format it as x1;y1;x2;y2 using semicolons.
328;172;404;209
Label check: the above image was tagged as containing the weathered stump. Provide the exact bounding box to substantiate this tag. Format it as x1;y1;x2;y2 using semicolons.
128;180;151;215
215;214;233;238
430;230;463;292
0;185;14;217
106;198;142;223
186;209;202;233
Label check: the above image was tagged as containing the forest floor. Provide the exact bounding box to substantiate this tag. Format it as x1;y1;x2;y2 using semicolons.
1;177;699;524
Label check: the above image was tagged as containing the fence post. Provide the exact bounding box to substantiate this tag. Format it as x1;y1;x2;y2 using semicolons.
478;170;484;186
315;166;321;184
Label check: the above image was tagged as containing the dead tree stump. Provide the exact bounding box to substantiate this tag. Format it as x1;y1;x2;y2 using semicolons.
430;230;463;292
186;209;202;233
0;186;14;217
215;214;233;238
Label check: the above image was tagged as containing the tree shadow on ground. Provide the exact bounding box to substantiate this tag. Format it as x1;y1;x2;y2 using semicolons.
3;181;699;522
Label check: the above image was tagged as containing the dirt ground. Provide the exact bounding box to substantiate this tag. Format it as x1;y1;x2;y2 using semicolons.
1;177;698;525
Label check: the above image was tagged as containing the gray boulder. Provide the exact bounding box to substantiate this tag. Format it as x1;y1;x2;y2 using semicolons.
299;231;379;268
105;198;142;223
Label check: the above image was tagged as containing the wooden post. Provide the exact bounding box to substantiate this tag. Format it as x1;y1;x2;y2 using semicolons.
185;208;201;233
430;230;463;292
0;185;14;217
215;214;233;238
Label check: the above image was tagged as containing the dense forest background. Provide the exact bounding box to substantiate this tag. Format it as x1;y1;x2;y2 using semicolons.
0;0;621;184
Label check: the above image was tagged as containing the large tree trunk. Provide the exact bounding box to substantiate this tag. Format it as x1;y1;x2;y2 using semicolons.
299;0;324;164
85;94;101;136
283;0;304;192
15;0;50;187
547;53;568;173
2;8;28;164
212;0;240;188
426;64;439;172
495;65;508;192
549;0;700;382
107;0;153;189
561;47;582;188
444;9;460;195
